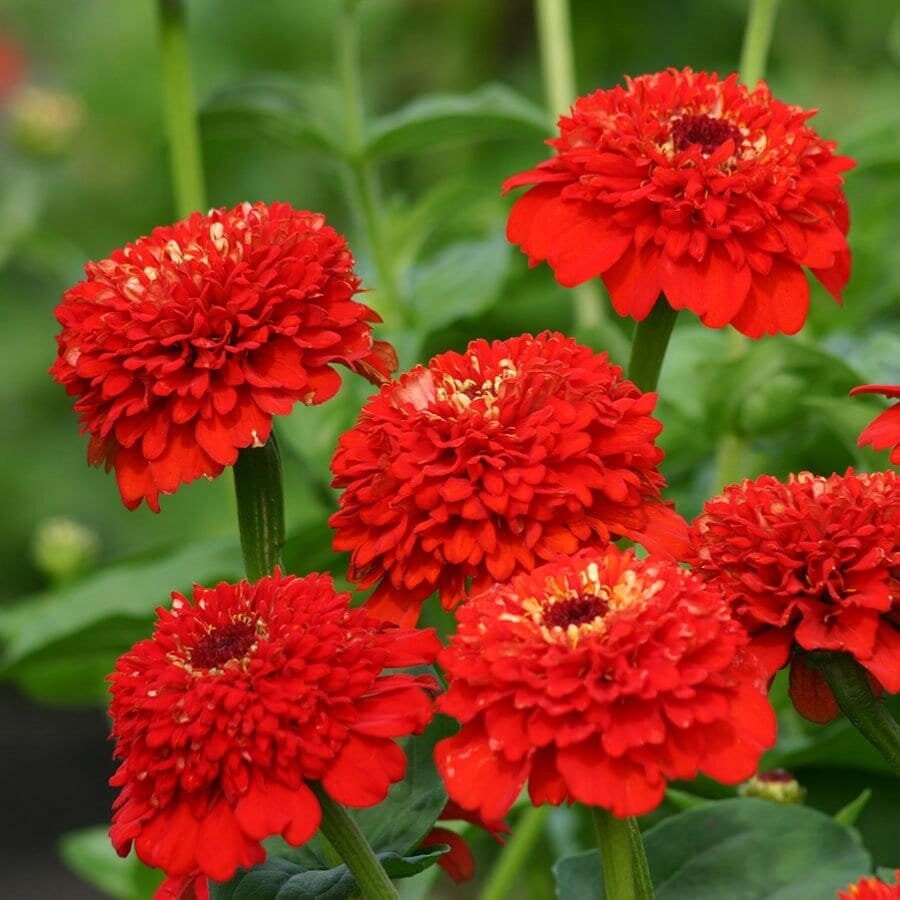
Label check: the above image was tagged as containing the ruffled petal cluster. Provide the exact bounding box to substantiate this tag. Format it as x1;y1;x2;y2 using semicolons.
330;331;688;626
434;548;775;820
688;470;900;720
851;384;900;464
504;68;854;337
108;570;439;885
837;871;900;899
51;201;396;511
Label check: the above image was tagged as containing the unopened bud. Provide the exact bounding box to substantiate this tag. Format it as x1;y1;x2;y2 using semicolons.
739;769;805;805
31;516;100;584
9;86;82;157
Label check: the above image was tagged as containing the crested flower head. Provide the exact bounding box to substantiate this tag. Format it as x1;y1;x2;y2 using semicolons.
108;570;439;885
688;470;900;721
434;548;776;820
329;331;688;626
851;384;900;465
837;871;900;899
504;68;854;338
51;202;396;511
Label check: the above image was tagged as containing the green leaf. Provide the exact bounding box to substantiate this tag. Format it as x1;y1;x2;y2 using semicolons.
209;848;446;900
200;77;343;157
406;230;511;332
0;538;243;704
212;715;451;898
364;84;548;161
59;826;163;900
553;798;871;900
834;788;873;827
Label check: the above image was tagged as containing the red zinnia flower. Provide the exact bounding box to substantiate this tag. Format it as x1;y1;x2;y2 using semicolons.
504;68;854;337
420;800;509;883
51;202;396;511
837;871;900;899
108;570;439;884
851;384;900;465
688;470;900;722
0;33;24;102
434;548;776;820
330;331;688;626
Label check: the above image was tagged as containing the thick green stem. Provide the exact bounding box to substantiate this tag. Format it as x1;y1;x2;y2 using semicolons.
336;0;403;325
232;434;285;582
533;0;614;342
481;805;550;900
156;0;206;217
592;808;655;900
626;297;678;393
712;0;782;485
739;0;782;87
808;652;900;777
312;783;400;900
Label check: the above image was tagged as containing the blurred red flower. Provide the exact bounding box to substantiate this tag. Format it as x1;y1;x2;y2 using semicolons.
504;68;853;337
851;384;900;464
837;870;900;899
420;800;509;883
688;470;900;722
51;202;395;511
330;331;688;626
434;548;775;820
108;570;438;884
0;33;25;102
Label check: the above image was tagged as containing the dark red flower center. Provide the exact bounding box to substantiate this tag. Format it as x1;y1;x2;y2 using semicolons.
755;769;796;784
191;621;256;669
543;595;608;630
671;114;742;155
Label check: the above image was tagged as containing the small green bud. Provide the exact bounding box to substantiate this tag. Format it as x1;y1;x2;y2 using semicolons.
31;516;100;584
739;769;806;805
9;86;82;158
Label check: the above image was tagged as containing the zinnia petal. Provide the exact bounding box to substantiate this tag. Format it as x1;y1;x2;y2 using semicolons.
51;202;397;511
330;332;686;625
504;68;853;337
435;548;775;821
108;570;437;885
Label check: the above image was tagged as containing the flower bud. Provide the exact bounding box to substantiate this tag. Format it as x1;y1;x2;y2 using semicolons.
8;86;82;157
739;769;805;805
31;516;99;584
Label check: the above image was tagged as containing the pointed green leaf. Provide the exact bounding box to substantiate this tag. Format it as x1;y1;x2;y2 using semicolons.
553;798;871;900
209;848;446;900
364;84;548;161
407;230;511;332
200;77;343;156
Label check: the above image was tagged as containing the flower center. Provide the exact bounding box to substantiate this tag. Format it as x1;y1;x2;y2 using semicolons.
671;114;742;155
542;595;608;630
191;621;256;669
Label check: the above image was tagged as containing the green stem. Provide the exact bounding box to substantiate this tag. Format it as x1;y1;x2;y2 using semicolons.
739;0;782;87
712;0;781;485
232;433;285;582
535;0;576;117
481;805;550;900
533;0;614;343
336;0;403;325
156;0;207;217
808;652;900;777
712;433;753;490
592;808;655;900
626;297;678;393
312;783;400;900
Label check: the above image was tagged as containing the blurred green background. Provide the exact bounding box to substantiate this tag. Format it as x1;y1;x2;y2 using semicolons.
0;0;897;897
